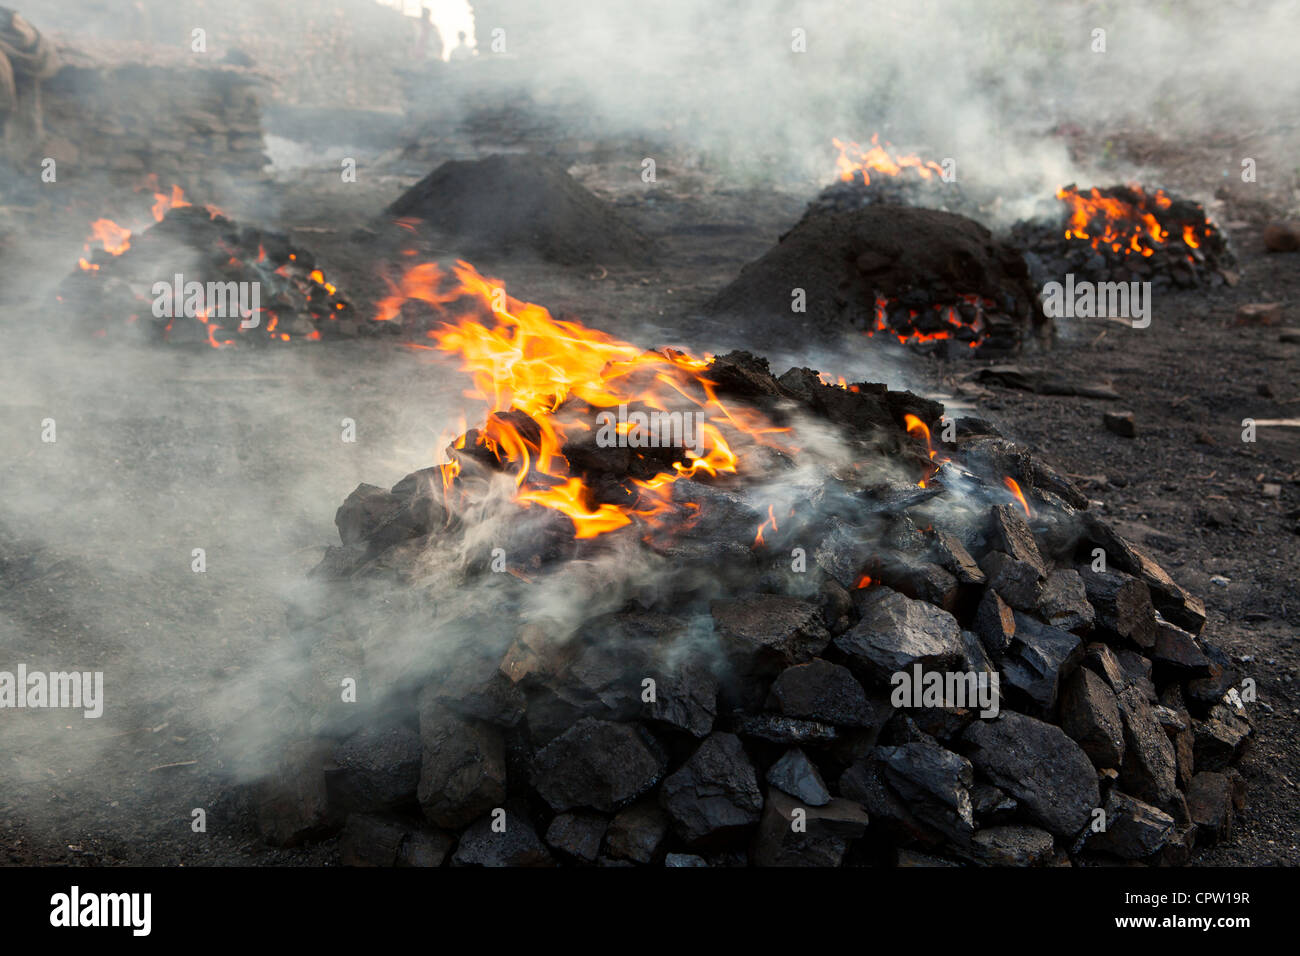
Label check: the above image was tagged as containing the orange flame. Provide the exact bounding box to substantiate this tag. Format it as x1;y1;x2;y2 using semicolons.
1003;477;1031;519
388;259;791;540
833;134;944;185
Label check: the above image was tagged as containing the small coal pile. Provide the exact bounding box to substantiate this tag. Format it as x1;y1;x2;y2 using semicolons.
1010;184;1235;289
808;136;976;218
252;279;1247;866
705;205;1049;356
387;153;654;267
59;197;357;347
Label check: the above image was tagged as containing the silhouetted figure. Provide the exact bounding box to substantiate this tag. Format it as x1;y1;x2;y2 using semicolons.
413;7;443;62
449;30;473;61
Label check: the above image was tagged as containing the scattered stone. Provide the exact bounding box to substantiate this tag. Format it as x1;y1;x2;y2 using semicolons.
545;811;608;862
962;712;1099;837
750;789;869;867
1085;791;1175;860
1036;569;1095;633
767;749;832;806
605;799;670;863
1059;667;1125;770
326;724;422;814
1232;302;1282;326
711;594;831;676
417;702;507;829
767;659;874;727
1116;686;1181;814
1262;221;1300;252
973;588;1017;654
966;824;1055;866
876;738;975;842
1186;772;1234;846
979;551;1045;610
1193;704;1251;770
834;589;965;679
452;810;553;867
1103;411;1138;438
660;732;764;843
532;718;666;813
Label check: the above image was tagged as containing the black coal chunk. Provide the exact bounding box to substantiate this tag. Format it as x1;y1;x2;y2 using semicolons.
532;718;666;813
660;732;764;843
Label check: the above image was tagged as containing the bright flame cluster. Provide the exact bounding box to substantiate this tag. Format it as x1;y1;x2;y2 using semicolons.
387;260;791;539
832;134;944;185
1056;184;1211;259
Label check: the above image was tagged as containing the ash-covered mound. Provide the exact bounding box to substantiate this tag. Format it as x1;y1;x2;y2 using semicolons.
253;341;1248;867
387;153;653;267
59;204;358;347
705;206;1049;356
1009;184;1235;289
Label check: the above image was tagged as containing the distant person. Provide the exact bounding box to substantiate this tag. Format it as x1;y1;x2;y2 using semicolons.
449;30;473;61
413;7;443;63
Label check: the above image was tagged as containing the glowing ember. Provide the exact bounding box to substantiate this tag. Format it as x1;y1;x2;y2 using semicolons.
1055;184;1214;258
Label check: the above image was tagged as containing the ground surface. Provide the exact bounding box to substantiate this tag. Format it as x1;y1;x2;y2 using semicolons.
0;118;1296;865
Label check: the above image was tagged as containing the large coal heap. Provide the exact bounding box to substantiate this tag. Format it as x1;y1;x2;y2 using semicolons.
705;206;1050;356
387;153;654;267
255;350;1249;867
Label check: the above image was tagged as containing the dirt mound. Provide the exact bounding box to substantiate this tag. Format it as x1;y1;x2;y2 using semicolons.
705;205;1049;355
387;154;654;267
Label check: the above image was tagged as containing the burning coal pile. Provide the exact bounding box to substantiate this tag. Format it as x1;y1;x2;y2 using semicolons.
807;136;977;219
254;263;1250;867
387;153;654;267
705;205;1050;356
58;183;355;347
1010;184;1235;289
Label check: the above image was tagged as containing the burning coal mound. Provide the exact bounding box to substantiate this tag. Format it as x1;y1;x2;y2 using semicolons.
1009;184;1235;289
254;312;1248;865
387;154;654;267
704;205;1050;356
807;136;978;219
59;204;357;347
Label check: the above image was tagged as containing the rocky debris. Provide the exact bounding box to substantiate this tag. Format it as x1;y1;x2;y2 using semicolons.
339;814;454;867
766;659;875;727
1232;302;1282;326
532;719;666;813
1078;567;1157;648
660;733;764;843
1084;791;1175;860
1036;570;1095;633
966;824;1055;866
1060;667;1126;770
544;811;608;863
326;724;422;813
962;713;1099;837
876;738;975;842
417;700;507;829
452;810;553;867
1116;687;1183;819
834;590;965;678
1186;772;1235;846
712;595;830;677
605;800;670;863
998;613;1082;712
1103;411;1138;438
979;551;1045;611
1193;704;1252;770
1262;221;1300;252
750;789;869;867
253;739;335;848
767;749;832;806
